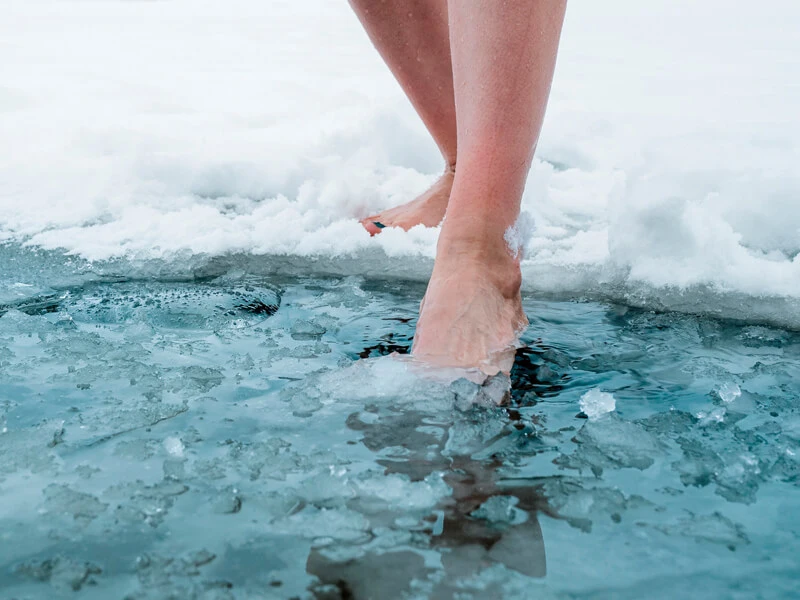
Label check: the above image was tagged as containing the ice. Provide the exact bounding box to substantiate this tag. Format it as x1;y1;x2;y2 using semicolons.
211;487;243;515
579;388;616;419
0;421;66;478
288;342;331;358
538;477;655;533
162;458;186;481
114;439;160;461
656;512;750;549
132;550;227;600
42;484;108;524
163;436;185;458
282;385;324;418
717;382;742;403
272;506;371;544
104;480;189;528
470;496;526;527
451;375;512;410
307;548;431;600
0;308;54;334
697;406;728;426
226;438;304;481
290;318;326;341
352;472;450;512
557;415;661;475
14;556;102;592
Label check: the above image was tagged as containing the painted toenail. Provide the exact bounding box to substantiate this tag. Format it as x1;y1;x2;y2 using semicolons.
372;221;386;229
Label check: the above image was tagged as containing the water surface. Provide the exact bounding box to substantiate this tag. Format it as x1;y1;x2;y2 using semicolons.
1;247;799;599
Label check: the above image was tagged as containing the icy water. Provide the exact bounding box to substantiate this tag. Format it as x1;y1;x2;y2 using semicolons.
1;247;799;600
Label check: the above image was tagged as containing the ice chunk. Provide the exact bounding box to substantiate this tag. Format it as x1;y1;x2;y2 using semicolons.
579;388;616;419
14;556;102;592
657;511;750;549
105;480;188;528
540;477;654;532
42;484;108;523
272;506;371;543
352;472;449;512
451;375;510;410
164;436;185;458
470;496;527;526
134;550;217;594
212;487;243;514
697;407;727;426
289;318;326;340
288;341;330;358
557;415;660;475
717;382;742;403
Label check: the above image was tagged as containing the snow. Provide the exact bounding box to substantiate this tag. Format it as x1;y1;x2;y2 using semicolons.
1;0;799;323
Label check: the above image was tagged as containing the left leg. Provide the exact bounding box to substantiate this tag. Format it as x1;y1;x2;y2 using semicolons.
348;0;457;235
411;0;567;374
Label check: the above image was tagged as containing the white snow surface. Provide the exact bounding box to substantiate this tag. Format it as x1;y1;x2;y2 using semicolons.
2;0;799;319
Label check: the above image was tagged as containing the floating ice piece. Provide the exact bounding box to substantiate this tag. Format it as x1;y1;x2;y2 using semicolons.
697;407;727;426
163;437;184;458
14;556;102;592
717;382;742;403
470;495;528;526
579;389;616;419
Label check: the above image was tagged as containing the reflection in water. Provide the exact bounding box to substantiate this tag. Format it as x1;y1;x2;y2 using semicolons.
306;379;553;599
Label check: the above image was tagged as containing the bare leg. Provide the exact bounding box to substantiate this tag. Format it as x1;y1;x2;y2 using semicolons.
412;0;567;374
349;0;457;235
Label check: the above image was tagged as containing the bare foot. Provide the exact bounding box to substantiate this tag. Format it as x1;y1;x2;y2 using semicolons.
411;241;528;376
361;168;454;236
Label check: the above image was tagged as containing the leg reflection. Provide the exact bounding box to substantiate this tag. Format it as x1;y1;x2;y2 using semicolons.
306;406;549;598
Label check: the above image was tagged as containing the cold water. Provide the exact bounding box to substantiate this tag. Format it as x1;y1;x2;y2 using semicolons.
1;246;798;599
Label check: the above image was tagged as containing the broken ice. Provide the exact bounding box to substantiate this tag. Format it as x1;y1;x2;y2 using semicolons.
579;388;616;419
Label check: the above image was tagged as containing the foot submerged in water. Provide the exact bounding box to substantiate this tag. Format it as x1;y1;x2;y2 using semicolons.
361;168;454;236
411;244;528;377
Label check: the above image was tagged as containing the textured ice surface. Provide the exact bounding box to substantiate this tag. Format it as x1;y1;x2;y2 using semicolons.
1;249;799;599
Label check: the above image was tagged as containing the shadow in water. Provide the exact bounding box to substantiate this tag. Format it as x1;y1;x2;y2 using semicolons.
306;375;556;599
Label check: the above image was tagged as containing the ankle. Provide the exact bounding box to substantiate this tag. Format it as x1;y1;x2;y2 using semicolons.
438;212;516;257
434;232;522;298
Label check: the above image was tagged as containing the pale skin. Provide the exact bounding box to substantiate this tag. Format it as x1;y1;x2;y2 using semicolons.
350;0;567;374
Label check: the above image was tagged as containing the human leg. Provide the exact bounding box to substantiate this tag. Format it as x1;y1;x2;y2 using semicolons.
349;0;457;234
411;0;567;374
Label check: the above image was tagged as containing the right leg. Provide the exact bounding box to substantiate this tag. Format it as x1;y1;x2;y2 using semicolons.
411;0;566;374
349;0;457;235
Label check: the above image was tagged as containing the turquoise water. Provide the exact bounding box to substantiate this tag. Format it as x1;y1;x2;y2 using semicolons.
1;246;799;599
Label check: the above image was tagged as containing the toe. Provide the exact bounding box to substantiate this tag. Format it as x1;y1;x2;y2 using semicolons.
360;217;385;236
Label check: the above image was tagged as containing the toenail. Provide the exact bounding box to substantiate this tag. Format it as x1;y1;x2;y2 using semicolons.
372;221;386;229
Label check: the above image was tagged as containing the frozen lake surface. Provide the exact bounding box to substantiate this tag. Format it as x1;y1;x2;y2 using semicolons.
1;246;798;599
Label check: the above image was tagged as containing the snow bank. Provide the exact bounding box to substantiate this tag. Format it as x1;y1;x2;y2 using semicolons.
1;0;799;323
